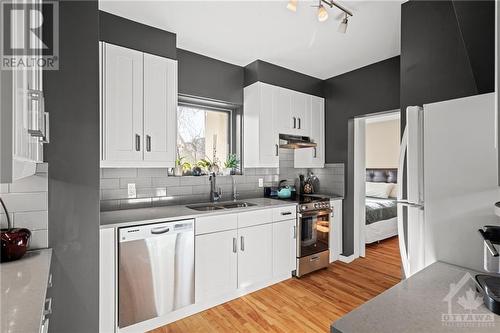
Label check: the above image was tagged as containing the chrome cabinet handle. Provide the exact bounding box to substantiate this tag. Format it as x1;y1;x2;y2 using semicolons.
313;147;317;158
240;236;245;251
135;134;141;151
233;237;237;253
44;298;52;316
146;135;151;152
150;226;170;234
310;255;320;262
298;118;301;129
275;144;279;156
281;211;292;216
293;225;297;239
47;273;53;288
293;117;296;129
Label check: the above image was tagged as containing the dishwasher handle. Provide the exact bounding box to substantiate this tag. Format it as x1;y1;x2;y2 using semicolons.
151;226;170;234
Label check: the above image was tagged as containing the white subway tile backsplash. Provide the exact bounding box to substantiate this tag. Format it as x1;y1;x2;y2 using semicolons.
119;177;152;189
152;176;180;187
101;189;128;200
137;168;169;177
1;192;47;212
167;186;193;196
8;173;48;193
179;176;208;186
101;168;137;179
14;211;48;230
0;170;49;249
100;178;120;190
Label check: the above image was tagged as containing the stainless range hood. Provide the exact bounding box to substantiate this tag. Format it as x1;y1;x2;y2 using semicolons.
279;134;317;149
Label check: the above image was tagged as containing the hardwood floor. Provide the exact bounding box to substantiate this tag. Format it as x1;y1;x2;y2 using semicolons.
150;237;401;333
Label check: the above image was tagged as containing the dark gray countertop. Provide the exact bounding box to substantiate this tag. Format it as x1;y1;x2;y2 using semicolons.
331;261;500;333
100;197;297;229
1;249;52;333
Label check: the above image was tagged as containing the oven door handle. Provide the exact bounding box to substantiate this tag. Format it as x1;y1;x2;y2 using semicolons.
298;209;332;218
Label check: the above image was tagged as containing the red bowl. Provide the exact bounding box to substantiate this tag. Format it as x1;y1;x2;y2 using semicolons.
1;228;31;262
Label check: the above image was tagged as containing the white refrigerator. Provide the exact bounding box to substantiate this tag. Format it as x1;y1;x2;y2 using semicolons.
397;92;500;278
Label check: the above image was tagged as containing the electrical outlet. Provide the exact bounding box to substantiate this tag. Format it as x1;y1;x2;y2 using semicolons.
127;183;136;198
258;178;264;188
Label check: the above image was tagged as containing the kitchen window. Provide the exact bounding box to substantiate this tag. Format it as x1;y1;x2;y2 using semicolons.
177;97;241;174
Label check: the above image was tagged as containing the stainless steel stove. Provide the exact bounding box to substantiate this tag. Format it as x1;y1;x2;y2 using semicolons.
272;193;332;277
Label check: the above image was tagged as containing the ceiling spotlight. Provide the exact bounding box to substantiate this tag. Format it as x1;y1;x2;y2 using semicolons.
338;14;348;33
287;0;297;12
317;4;329;22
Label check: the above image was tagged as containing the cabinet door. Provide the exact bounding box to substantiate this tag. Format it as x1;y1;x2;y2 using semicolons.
259;84;279;167
274;87;293;135
272;219;296;278
238;223;273;289
292;92;310;136
294;96;325;168
143;54;177;166
103;43;143;162
195;230;238;302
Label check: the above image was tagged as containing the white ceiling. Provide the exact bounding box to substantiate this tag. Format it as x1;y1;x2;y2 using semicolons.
99;1;402;79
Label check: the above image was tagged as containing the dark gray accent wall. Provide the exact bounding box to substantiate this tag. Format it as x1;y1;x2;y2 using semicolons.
177;49;244;105
324;56;401;256
44;1;100;332
244;60;324;97
400;0;494;113
99;10;177;60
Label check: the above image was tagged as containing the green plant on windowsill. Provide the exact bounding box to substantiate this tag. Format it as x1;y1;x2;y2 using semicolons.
174;156;192;176
223;154;239;175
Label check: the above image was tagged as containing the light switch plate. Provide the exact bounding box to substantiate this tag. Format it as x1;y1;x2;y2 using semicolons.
127;183;136;198
258;178;264;188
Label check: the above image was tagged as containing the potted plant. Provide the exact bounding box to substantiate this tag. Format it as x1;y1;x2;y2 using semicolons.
223;154;239;175
174;156;185;176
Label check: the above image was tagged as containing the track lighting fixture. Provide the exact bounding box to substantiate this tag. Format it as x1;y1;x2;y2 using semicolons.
287;0;353;32
338;13;348;33
287;0;297;12
317;3;328;22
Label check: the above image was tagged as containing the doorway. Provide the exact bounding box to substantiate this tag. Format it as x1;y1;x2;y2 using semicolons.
353;111;401;258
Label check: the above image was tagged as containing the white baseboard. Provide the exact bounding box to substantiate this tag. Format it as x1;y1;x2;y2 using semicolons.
338;254;357;263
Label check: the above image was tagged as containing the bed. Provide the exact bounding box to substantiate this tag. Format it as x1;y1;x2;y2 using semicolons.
365;169;398;244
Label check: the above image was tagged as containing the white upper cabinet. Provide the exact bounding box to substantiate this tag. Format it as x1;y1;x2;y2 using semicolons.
1;1;46;183
102;43;144;164
294;95;325;168
243;82;279;168
143;53;177;165
243;81;325;168
100;42;178;168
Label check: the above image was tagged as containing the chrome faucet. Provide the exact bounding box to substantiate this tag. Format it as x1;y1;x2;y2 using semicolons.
232;177;239;201
209;172;222;202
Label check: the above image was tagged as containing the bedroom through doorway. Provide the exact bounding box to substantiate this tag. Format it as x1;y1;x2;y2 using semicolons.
353;111;401;260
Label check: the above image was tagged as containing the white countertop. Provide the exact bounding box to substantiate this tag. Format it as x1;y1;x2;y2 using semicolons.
331;261;500;333
1;249;52;333
100;197;298;228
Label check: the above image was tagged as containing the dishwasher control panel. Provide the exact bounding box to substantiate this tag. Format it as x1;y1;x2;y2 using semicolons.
119;219;194;242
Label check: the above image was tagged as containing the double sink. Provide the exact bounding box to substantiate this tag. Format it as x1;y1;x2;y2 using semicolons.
186;201;257;211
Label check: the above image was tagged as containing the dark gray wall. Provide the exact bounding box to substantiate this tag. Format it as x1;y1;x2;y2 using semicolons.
324;57;400;255
400;0;494;113
44;1;100;332
177;49;244;105
99;10;176;60
244;60;324;97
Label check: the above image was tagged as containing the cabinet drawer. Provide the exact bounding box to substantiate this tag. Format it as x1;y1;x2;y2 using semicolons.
196;214;238;235
238;209;273;228
272;206;297;221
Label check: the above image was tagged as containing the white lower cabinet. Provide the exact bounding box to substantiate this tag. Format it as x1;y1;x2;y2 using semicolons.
237;223;273;289
272;219;297;278
195;229;238;303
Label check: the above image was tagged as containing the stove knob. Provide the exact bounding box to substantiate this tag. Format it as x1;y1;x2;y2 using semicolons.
301;205;308;211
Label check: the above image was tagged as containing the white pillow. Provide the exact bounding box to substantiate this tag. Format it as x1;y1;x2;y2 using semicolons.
366;182;394;199
389;184;398;198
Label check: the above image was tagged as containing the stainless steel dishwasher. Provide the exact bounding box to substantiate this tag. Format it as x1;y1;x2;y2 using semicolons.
118;220;195;328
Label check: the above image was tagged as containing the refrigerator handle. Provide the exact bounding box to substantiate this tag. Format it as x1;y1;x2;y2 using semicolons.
397;124;411;278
